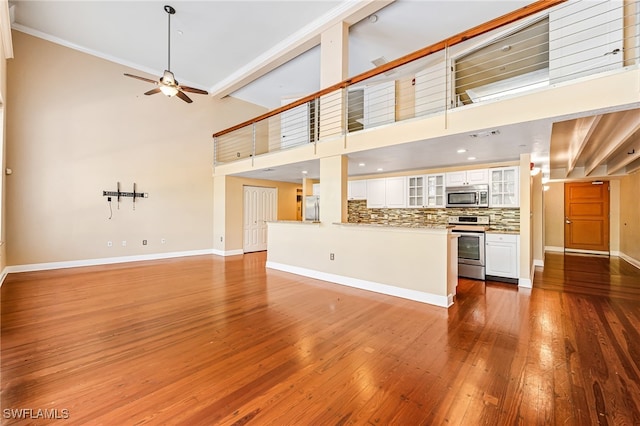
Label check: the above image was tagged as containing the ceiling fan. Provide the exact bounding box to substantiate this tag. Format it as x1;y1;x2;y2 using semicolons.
124;5;208;103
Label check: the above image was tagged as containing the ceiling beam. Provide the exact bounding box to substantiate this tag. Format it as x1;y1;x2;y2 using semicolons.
566;115;602;177
625;156;640;174
607;128;640;175
209;0;394;99
584;110;640;176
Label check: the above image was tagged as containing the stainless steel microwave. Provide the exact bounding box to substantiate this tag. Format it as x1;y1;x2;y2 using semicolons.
446;184;489;208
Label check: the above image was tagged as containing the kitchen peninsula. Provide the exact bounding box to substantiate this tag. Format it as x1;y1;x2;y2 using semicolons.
266;221;459;308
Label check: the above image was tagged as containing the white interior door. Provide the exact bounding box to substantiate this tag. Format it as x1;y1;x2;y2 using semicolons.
549;0;623;83
243;186;277;253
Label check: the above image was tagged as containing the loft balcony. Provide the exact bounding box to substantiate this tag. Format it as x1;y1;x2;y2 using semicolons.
212;0;640;180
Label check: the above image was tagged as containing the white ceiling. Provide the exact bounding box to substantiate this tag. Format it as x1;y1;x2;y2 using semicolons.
13;0;635;185
10;0;532;108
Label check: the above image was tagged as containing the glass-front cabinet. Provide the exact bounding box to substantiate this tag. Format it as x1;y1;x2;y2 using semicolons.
407;176;425;207
489;166;519;207
426;174;445;207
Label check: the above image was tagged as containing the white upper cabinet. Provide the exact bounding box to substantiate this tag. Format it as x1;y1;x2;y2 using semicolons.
425;174;445;207
366;177;407;208
407;175;425;207
445;169;488;186
489;166;519;207
348;180;367;200
384;177;407;208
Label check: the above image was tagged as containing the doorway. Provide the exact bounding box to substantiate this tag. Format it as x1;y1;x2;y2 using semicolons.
243;186;277;253
564;181;610;254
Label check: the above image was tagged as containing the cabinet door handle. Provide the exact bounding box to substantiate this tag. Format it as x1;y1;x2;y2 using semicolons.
565;217;572;224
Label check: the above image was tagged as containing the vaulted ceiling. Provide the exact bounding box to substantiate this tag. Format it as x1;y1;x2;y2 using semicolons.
8;0;640;182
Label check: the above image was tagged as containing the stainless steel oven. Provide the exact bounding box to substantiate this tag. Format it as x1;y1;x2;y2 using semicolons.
448;216;489;280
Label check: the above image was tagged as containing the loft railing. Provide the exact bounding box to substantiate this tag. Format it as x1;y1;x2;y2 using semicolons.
213;0;640;165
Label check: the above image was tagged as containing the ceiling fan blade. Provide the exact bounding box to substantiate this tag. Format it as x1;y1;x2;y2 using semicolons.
180;85;209;95
124;73;158;85
144;88;162;96
176;90;193;103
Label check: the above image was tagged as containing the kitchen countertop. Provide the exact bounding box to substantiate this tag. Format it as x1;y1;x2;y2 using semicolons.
337;222;452;230
486;228;520;234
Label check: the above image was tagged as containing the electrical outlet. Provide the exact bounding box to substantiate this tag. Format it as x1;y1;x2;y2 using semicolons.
161;238;166;244
107;241;112;247
121;240;127;247
142;239;147;245
330;253;335;261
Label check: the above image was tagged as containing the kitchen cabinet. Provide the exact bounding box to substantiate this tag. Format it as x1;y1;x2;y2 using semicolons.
485;233;519;279
407;175;425;207
489;166;519;207
366;177;406;208
425;174;445;207
445;169;488;186
348;180;367;200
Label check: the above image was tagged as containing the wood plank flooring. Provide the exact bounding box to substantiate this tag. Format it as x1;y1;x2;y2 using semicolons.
1;251;639;425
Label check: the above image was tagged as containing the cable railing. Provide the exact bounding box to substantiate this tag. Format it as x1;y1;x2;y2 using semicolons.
213;0;639;166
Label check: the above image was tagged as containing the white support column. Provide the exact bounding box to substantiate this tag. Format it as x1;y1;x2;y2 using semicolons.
320;22;349;140
320;155;348;224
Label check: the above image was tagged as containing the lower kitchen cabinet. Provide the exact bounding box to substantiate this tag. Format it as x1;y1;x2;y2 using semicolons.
485;233;519;281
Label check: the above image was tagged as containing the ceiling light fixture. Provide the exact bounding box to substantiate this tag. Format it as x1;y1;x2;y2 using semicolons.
377;168;384;172
369;14;378;23
467;156;477;161
358;163;366;167
123;5;209;103
457;148;467;153
301;170;308;175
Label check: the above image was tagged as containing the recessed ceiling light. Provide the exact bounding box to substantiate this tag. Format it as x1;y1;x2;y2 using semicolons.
457;148;467;153
377;168;384;172
467;156;476;161
358;163;366;167
301;170;308;174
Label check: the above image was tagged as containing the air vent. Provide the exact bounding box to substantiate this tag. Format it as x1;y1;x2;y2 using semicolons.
469;129;500;138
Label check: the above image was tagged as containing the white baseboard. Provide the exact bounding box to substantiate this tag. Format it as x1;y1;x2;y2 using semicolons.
619;252;640;270
533;259;544;267
211;249;244;257
266;261;450;308
4;249;215;274
545;246;565;253
519;277;533;288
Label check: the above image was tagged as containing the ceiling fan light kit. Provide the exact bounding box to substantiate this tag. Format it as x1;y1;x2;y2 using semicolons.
124;4;208;103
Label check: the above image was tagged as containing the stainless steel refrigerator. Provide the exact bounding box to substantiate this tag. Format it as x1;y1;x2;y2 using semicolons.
304;195;320;221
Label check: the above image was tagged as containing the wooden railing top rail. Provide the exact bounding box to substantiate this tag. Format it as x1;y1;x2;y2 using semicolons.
212;0;566;139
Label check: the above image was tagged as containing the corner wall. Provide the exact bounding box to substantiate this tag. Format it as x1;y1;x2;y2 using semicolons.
6;31;265;266
620;171;640;265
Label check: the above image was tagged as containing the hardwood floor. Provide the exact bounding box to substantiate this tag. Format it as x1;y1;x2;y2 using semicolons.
1;252;639;425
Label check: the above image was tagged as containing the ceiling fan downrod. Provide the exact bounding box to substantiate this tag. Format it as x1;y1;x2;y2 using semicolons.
165;5;175;72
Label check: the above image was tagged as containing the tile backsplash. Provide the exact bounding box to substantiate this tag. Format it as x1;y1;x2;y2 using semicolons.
347;200;520;231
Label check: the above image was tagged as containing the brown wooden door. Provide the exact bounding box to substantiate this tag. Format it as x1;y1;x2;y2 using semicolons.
564;181;610;252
